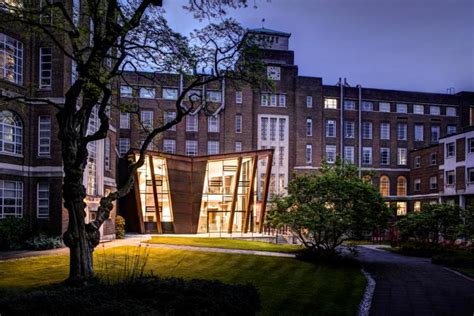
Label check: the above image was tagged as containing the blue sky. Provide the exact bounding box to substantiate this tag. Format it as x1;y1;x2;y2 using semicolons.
163;0;474;94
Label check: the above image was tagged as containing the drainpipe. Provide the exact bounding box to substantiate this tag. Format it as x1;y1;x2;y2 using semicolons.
357;84;362;177
339;78;344;161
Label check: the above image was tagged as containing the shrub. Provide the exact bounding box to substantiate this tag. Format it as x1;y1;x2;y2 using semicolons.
24;233;63;250
432;251;474;268
0;217;29;250
115;215;126;239
0;276;261;315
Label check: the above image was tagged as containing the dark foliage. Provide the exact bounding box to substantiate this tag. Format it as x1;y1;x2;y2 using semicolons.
0;217;29;250
24;233;63;250
115;215;126;239
432;249;474;268
295;248;361;268
0;276;260;315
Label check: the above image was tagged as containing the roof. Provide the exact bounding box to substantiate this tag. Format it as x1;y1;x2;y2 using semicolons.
247;27;291;37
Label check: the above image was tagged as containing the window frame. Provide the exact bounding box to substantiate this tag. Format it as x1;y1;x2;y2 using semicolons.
39;47;52;89
38;115;51;156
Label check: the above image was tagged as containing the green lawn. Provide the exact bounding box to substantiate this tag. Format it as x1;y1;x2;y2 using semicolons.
145;236;304;253
0;246;365;315
456;268;474;278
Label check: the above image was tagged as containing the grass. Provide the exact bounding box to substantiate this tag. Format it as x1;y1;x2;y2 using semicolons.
0;246;365;315
145;236;304;253
456;268;474;278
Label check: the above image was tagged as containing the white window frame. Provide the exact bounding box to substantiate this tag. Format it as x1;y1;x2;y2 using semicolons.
445;170;455;185
207;141;219;155
206;91;222;102
362;147;372;165
379;102;390;112
120;85;133;97
163;139;176;154
139;87;155;99
362;121;372;139
306;96;313;108
431;125;440;143
447;125;457;135
380;147;390;165
162;88;178;100
104;137;111;171
36;182;49;219
120;112;130;129
414;124;424;141
362;101;373;112
413;104;424;114
326;145;336;164
140;110;153;130
397;148;407;165
446;107;456;117
235;114;242;133
430;106;440;115
380;122;390;140
236;91;243;104
344;100;355;110
306;118;312;137
0;180;23;218
119;138;130;156
344;146;354;164
324;98;337;109
208;115;219;133
397;123;407;141
235;141;242;152
396;103;407;113
186;140;198;156
186;114;198;132
39;47;52;89
0;110;23;155
0;33;23;85
345;121;354;138
446;142;455;158
278;94;286;107
306;144;312;164
326;120;336;137
164;111;176;131
38;115;51;156
429;176;437;190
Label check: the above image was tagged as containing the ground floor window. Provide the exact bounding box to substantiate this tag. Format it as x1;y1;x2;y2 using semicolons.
37;182;50;219
414;201;421;213
396;202;407;216
0;180;23;218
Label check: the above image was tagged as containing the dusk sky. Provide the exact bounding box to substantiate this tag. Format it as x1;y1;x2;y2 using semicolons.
164;0;474;94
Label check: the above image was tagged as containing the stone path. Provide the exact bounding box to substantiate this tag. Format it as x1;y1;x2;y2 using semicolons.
357;245;474;316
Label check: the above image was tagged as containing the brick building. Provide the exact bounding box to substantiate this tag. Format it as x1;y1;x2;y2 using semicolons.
1;11;474;236
0;0;117;239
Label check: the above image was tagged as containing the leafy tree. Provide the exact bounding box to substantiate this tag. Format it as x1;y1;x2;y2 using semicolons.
267;159;391;254
0;0;269;282
397;203;472;245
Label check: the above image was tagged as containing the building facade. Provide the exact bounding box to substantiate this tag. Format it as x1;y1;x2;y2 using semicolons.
1;13;474;237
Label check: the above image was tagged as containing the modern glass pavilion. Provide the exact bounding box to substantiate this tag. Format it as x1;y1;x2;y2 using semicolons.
119;149;274;234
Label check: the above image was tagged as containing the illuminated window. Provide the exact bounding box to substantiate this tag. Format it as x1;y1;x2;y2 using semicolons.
414;201;421;213
397;176;407;196
0;33;23;85
324;98;337;109
139;87;155;99
362;175;372;184
380;176;390;196
0;111;22;155
397;202;407;216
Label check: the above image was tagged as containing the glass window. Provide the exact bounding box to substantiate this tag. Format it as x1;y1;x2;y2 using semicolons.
164;111;176;131
468;138;474;153
0;33;23;85
397;123;407;140
279;147;284;166
38;115;51;156
120;112;130;129
139;87;155;99
379;102;390;112
362;147;372;165
187;89;202;102
380;148;390;165
397;176;407;196
37;182;49;219
208;141;219;155
344;100;355;110
446;107;456;116
467;168;474;184
413;104;424;114
414;178;421;192
397;202;407;216
414;156;420;168
278;118;286;141
430;106;440;115
278;94;286;107
362;121;372;139
447;125;457;135
344;146;354;164
0;180;23;218
186;114;198;132
0;111;22;155
324;98;337;109
206;91;222;102
119;138;130;156
120;85;133;97
104;137;111;171
380;122;390;140
306;144;312;164
446;142;455;158
430;153;437;165
162;88;178;100
261;94;268;106
414;124;424;141
397;148;407;165
235;141;242;152
414;201;421;213
326;145;336;164
445;170;455;185
380;176;390;196
306;118;312;137
306;96;313;108
208;115;219;133
430;176;437;190
39;47;52;89
431;125;440;143
362;101;373;111
396;103;407;113
163;139;176;153
344;121;354;138
260;117;268;140
326;120;336;137
270;118;277;141
235;91;243;104
140;111;153;130
186;140;198;156
270;94;277;106
235;114;242;133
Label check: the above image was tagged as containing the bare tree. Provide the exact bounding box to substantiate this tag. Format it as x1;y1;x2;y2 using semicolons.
0;0;269;282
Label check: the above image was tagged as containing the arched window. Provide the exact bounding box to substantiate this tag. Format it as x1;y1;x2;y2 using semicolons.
397;176;407;196
0;111;22;155
380;176;390;196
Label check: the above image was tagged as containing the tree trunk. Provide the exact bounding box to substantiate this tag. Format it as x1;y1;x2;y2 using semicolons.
62;168;100;283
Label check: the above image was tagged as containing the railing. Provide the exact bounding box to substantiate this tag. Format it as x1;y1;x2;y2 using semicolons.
262;225;291;236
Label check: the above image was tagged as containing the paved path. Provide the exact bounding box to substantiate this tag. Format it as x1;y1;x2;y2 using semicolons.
357;246;474;316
